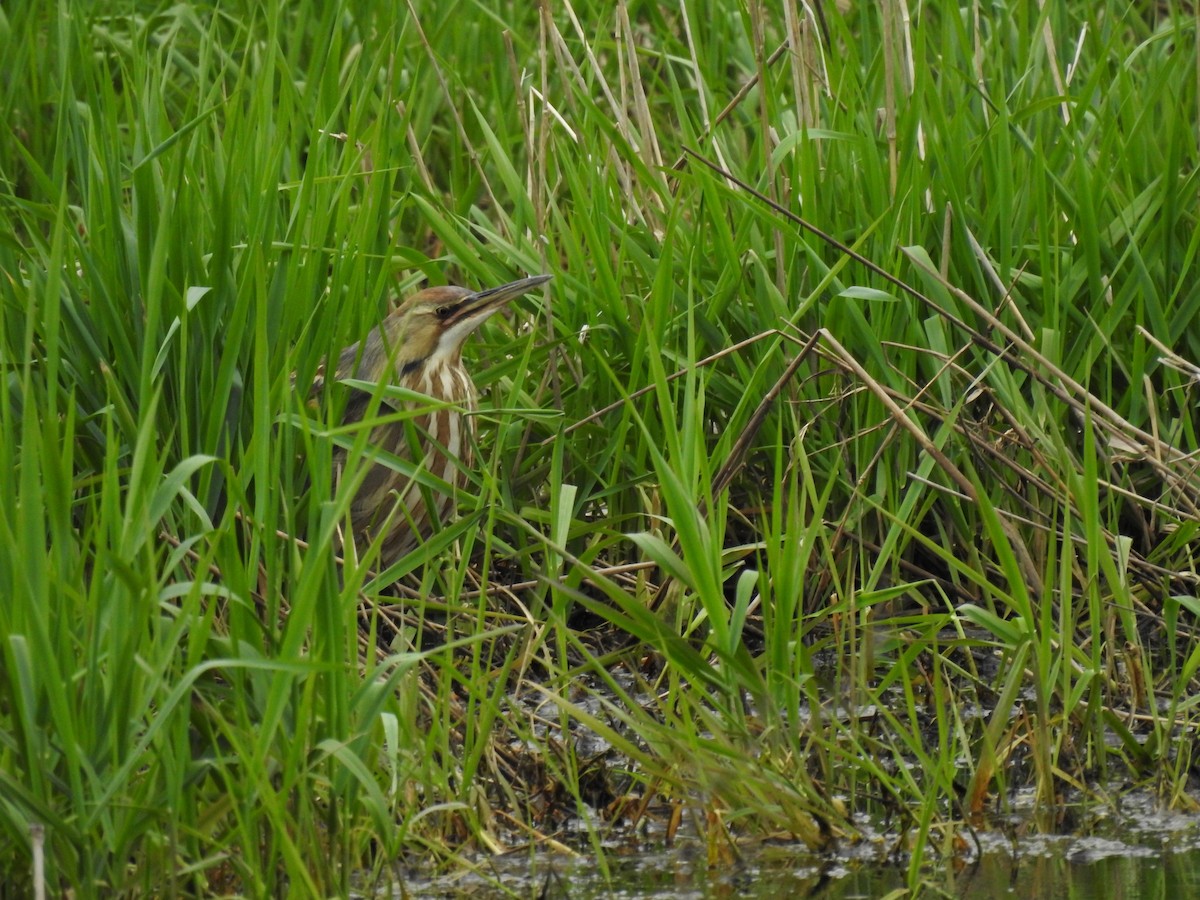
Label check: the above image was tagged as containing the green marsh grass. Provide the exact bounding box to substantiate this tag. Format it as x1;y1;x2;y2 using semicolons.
2;1;1200;895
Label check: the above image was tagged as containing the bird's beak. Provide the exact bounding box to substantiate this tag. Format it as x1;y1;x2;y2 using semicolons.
452;274;552;325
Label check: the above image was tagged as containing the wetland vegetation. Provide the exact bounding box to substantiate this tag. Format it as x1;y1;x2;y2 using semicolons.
3;1;1200;895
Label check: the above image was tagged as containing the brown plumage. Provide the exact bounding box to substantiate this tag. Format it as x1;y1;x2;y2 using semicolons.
312;274;551;567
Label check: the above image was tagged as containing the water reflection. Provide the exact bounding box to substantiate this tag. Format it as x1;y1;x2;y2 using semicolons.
399;832;1200;899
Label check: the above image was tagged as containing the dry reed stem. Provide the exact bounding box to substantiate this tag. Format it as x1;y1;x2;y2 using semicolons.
686;149;1199;504
404;0;499;211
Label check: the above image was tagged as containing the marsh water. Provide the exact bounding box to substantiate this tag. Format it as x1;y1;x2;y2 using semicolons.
392;840;1200;899
369;653;1200;899
384;791;1200;898
394;839;1200;898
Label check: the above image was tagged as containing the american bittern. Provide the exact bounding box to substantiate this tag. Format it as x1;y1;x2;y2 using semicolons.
314;274;551;566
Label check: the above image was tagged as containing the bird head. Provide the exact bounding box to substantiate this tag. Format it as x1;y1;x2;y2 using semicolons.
330;274;552;384
379;274;552;372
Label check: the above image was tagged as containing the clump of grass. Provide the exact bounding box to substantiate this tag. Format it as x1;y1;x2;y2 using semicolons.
2;1;1199;896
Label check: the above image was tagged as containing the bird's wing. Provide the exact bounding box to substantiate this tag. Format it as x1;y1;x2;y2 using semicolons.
326;327;397;426
302;330;371;395
296;320;403;424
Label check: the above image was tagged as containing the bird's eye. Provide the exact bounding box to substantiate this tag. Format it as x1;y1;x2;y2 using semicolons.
434;306;453;319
